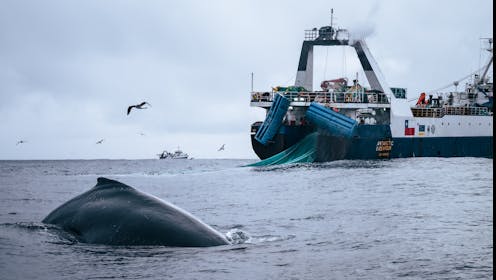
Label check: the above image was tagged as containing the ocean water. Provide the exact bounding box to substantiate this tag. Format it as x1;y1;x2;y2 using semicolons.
0;158;492;279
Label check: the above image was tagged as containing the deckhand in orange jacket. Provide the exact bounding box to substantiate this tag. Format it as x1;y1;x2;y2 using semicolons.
416;92;428;106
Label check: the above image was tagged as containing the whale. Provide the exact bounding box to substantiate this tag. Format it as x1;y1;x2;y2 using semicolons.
42;177;230;247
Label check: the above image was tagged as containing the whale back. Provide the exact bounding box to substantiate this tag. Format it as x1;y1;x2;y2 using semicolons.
43;177;229;247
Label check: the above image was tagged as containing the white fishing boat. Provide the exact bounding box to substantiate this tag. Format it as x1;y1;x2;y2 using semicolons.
158;147;189;159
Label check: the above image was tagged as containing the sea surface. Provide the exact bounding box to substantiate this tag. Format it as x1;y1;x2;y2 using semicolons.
0;158;493;279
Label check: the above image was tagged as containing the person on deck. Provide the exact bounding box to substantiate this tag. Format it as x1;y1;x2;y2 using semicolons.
416;92;428;107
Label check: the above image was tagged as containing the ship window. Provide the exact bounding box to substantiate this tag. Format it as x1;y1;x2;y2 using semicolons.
441;122;444;126
458;122;461;126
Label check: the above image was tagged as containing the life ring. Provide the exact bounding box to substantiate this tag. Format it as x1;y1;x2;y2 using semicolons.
332;107;339;112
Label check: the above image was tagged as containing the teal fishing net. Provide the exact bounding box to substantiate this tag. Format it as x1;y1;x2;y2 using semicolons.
247;132;318;166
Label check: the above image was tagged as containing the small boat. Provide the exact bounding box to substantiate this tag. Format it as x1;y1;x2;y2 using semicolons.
158;148;189;159
170;149;189;159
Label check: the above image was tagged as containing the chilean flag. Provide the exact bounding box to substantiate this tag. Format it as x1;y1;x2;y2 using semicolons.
404;120;415;136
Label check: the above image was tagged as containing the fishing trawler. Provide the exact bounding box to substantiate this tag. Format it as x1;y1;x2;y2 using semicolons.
249;14;493;164
158;148;189;159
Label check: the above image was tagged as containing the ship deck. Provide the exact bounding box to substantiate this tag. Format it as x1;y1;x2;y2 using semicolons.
250;91;390;108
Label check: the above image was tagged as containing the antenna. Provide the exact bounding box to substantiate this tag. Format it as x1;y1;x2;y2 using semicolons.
330;8;334;27
251;72;254;92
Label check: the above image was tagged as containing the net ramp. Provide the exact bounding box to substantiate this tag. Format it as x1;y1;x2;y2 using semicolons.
254;94;290;145
305;102;357;137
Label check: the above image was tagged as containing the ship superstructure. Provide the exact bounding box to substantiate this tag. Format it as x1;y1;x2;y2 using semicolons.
249;14;492;163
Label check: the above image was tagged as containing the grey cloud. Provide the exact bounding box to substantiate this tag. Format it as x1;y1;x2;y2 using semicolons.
0;0;492;159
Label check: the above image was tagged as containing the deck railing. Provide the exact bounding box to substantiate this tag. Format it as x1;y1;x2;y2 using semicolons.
411;106;489;117
304;29;320;41
250;91;390;105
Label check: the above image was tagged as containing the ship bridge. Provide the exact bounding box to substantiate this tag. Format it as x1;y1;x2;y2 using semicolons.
299;24;413;119
249;25;399;111
296;26;390;100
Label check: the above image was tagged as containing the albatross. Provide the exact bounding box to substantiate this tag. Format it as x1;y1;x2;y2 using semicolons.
127;102;152;115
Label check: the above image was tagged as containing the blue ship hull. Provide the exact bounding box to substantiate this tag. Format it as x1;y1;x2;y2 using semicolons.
390;136;493;158
251;123;493;161
251;122;314;159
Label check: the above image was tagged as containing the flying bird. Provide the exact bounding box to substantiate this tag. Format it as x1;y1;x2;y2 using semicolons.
138;132;145;136
218;144;225;151
96;139;104;144
16;140;26;145
127;102;152;115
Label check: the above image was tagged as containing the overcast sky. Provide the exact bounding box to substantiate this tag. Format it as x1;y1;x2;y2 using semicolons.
0;0;493;159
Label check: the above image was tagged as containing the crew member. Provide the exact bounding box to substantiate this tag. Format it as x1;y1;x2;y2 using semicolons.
416;92;428;107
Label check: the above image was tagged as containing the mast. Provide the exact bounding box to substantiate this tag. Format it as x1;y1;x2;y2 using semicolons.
480;38;493;83
330;8;334;27
251;72;254;92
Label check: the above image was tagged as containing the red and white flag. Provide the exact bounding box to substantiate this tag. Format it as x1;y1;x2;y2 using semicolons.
404;120;415;136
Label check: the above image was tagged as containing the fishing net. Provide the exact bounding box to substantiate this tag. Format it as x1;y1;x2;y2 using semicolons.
247;132;318;166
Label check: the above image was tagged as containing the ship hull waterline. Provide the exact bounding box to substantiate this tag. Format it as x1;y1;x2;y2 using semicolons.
251;126;493;162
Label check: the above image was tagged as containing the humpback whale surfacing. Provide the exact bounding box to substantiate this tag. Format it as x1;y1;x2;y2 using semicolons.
43;177;230;247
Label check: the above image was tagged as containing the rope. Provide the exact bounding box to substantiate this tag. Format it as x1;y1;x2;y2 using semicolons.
426;64;487;94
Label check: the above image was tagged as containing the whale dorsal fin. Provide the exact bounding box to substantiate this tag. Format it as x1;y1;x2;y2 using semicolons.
94;177;132;190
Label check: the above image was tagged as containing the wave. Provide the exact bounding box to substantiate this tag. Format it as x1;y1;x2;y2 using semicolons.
0;222;79;244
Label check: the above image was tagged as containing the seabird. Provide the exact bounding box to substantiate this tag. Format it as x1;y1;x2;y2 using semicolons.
127;102;152;115
218;144;225;151
96;139;104;144
16;140;26;145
